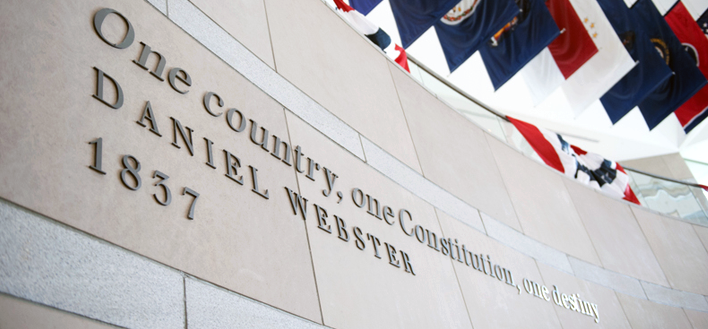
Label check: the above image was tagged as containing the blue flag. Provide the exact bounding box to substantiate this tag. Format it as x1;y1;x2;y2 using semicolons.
478;0;560;90
435;0;520;73
636;0;707;130
597;0;673;125
390;0;459;48
700;8;708;35
349;0;382;16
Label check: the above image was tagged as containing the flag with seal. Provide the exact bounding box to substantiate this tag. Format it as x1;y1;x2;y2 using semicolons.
635;0;707;130
435;0;519;72
665;2;708;133
479;0;560;90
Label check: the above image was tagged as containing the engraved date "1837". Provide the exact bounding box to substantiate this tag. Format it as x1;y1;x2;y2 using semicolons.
89;137;200;219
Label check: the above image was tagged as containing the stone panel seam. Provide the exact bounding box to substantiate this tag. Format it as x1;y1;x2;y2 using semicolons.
166;0;365;160
183;0;275;70
629;206;679;293
384;60;425;175
360;136;485;232
612;290;635;329
533;259;568;329
477;210;489;236
562;180;606;269
682;308;698;329
627;204;672;285
282;109;327;326
184;276;331;328
261;0;277;71
152;0;708;313
433;95;502;137
145;0;167;15
640;281;708;312
184;272;328;326
481;212;573;273
433;209;479;329
480;133;525;234
568;257;646;300
691;224;708;256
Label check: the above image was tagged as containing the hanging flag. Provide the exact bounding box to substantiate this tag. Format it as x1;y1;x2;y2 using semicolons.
389;0;460;48
560;0;635;117
507;116;640;204
597;0;673;124
700;8;708;35
387;44;411;72
333;0;410;72
624;0;637;8
479;0;560;91
545;0;598;79
635;0;707;130
434;0;519;73
349;0;382;15
334;0;391;51
666;2;708;133
521;48;564;106
520;0;599;105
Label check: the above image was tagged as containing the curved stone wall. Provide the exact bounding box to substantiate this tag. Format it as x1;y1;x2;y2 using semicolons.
0;0;707;328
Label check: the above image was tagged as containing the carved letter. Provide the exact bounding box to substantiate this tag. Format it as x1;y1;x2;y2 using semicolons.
93;8;134;49
284;187;308;220
322;167;338;197
314;204;331;234
226;108;247;132
249;165;269;199
133;42;166;80
203;92;224;117
136;101;161;136
223;150;244;185
335;215;349;242
92;67;123;109
168;68;191;94
171;117;194;156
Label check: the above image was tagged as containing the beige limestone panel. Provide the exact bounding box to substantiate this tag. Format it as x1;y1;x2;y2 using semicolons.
436;210;563;329
685;309;708;328
633;207;708;295
284;112;472;329
616;293;694;329
563;179;669;286
388;62;520;230
263;0;422;172
188;0;275;68
536;262;632;328
0;294;119;328
661;153;695;181
622;155;673;178
0;0;320;322
622;153;694;181
693;225;708;251
486;135;601;265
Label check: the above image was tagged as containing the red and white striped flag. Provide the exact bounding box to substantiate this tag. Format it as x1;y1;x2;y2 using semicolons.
507;116;640;204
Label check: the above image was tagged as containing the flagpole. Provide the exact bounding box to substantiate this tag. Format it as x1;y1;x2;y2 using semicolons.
621;165;708;192
407;54;510;122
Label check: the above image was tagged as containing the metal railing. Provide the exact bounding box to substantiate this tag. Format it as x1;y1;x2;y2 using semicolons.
405;56;708;224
